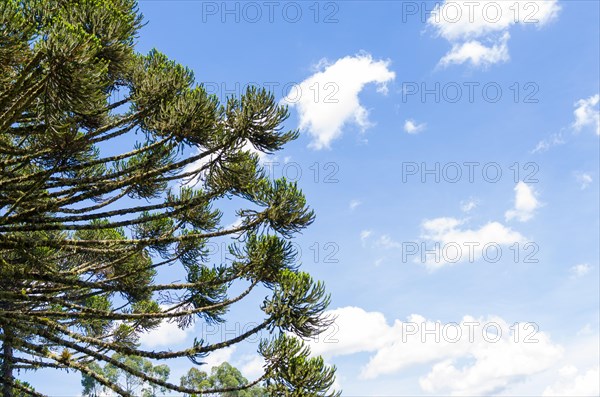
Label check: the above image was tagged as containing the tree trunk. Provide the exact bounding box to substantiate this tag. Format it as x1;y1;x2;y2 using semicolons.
1;324;14;397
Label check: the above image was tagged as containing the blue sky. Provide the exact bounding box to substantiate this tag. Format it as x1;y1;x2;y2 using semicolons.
25;1;600;395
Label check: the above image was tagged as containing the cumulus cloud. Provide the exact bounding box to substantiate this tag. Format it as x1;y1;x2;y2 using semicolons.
419;217;526;270
418;334;561;396
404;119;427;134
543;365;600;396
428;0;560;41
309;306;394;357
428;0;560;67
439;32;510;68
284;54;395;149
505;181;540;222
572;94;600;135
203;346;236;370
308;307;562;395
238;355;265;380
139;318;194;348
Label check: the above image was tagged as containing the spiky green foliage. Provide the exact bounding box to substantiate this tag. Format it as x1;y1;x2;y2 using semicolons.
0;1;338;396
261;335;338;396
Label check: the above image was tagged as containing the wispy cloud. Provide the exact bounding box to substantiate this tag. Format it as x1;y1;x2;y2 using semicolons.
349;199;362;210
575;172;593;190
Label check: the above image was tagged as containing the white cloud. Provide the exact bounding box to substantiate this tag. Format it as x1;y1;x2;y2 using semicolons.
222;217;245;236
360;230;372;245
404;119;427;134
428;1;560;41
309;306;395;357
309;307;562;395
439;32;510;68
375;234;401;249
428;0;560;67
349;199;362;210
532;332;600;397
284;53;395;149
532;94;599;154
575;172;593;190
418;330;562;396
181;148;214;188
460;198;478;213
570;263;591;278
420;217;526;269
572;94;600;135
238;355;265;380
505;182;540;222
531;132;566;154
543;365;600;396
203;346;237;370
139;318;194;348
378;321;561;394
577;324;594;337
226;217;243;229
373;258;385;267
422;217;464;234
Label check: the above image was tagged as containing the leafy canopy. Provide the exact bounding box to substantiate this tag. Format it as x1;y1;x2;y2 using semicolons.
0;1;338;396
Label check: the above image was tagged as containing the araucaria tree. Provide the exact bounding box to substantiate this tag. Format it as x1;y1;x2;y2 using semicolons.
0;1;338;396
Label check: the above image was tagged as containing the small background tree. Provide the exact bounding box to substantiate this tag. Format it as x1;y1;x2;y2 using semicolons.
180;362;267;397
81;354;169;397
